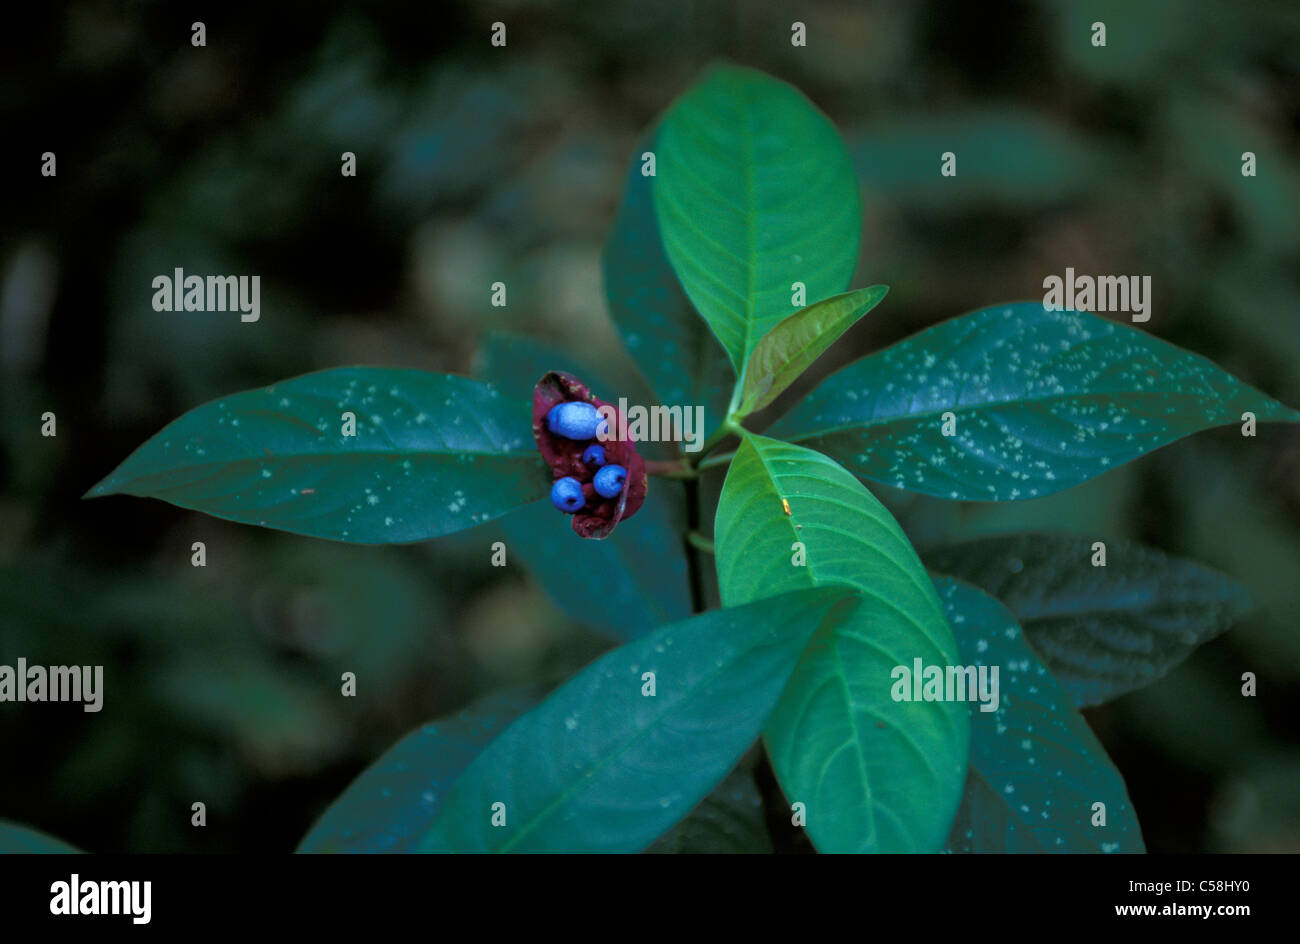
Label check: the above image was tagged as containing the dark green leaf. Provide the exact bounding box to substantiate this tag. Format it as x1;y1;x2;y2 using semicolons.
714;434;968;852
87;367;550;543
297;690;538;853
770;302;1300;501
934;578;1144;853
645;765;772;854
302;689;770;854
924;532;1253;707
737;285;888;417
654;65;861;379
603;131;734;432
0;820;82;853
416;586;859;853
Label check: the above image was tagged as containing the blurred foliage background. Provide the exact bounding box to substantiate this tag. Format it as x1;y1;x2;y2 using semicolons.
1;0;1298;853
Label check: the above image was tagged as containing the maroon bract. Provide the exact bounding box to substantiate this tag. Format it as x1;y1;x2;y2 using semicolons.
532;371;646;539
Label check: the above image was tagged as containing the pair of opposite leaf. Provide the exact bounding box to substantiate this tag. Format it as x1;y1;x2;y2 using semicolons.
88;66;1300;540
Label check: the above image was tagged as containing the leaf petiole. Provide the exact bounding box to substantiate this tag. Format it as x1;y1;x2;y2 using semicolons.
687;531;716;554
645;459;697;479
689;415;746;469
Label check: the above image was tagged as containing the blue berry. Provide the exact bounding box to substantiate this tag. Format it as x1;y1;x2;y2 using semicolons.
550;476;585;513
546;401;608;440
544;403;564;432
582;444;607;468
593;464;627;499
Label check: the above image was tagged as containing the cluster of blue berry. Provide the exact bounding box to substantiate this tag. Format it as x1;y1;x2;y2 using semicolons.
532;370;645;539
545;402;628;512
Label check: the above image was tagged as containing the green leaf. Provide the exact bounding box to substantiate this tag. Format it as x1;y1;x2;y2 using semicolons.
714;434;968;852
645;764;773;854
300;693;773;854
654;65;861;383
934;578;1144;853
0;820;82;853
415;586;859;853
501;487;691;642
769;302;1300;501
603;131;734;432
297;690;538;853
87;367;550;543
923;533;1253;707
737;285;888;417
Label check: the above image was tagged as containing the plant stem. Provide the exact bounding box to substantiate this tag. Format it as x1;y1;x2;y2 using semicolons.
683;476;705;614
680;417;744;614
687;531;715;554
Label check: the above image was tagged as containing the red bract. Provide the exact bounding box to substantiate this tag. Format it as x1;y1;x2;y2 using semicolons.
532;371;647;539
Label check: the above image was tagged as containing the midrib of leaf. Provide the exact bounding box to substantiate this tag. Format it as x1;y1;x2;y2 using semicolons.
731;459;950;657
1024;639;1158;681
741;438;956;850
743;442;874;836
491;607;828;853
757;463;943;606
965;764;1051;852
738;85;758;397
784;313;1300;440
747;289;888;407
789;387;1292;440
1015;599;1227;623
756;321;821;378
128;446;532;464
96;450;541;493
494;663;733;853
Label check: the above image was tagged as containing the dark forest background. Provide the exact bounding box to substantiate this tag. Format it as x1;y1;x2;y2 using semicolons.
1;0;1298;852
